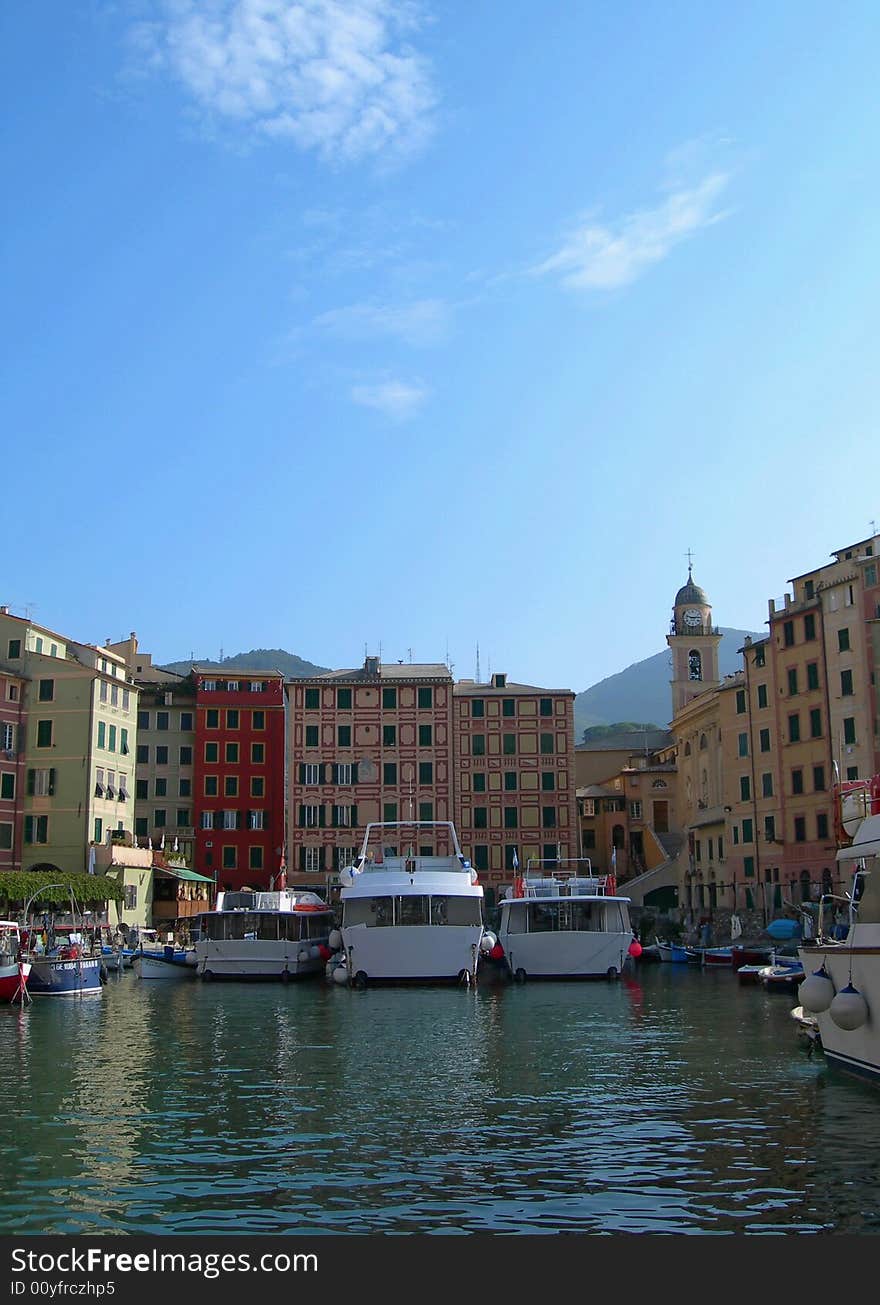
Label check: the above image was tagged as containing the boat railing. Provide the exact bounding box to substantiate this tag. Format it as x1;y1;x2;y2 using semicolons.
510;875;613;899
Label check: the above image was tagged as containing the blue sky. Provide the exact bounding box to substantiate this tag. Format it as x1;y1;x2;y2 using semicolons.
2;1;878;692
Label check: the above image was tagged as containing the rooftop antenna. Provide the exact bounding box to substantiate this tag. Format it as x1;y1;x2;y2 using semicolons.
476;642;481;683
407;647;412;663
871;519;878;536
219;646;224;663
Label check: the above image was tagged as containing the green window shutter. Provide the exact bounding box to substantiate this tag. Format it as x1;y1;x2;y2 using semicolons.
48;768;56;796
332;764;339;784
318;806;326;827
332;807;339;828
299;764;305;783
299;805;306;827
24;815;33;844
351;805;358;828
26;769;35;796
352;763;359;784
299;847;306;871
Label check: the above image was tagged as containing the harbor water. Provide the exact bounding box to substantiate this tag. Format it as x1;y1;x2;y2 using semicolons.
4;964;880;1236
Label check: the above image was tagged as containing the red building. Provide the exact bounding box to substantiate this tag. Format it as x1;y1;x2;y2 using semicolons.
0;668;26;872
193;670;286;892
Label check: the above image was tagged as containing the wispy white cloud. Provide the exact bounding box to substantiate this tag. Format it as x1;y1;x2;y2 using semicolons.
311;297;451;345
533;171;731;291
129;0;437;164
351;378;428;418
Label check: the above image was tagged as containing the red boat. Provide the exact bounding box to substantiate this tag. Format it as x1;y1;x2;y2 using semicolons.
0;922;30;1003
731;945;773;969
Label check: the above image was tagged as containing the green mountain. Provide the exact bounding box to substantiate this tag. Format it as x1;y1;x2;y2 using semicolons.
574;627;763;738
160;648;330;679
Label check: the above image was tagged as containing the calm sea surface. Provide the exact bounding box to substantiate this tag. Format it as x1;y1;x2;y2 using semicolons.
3;964;880;1236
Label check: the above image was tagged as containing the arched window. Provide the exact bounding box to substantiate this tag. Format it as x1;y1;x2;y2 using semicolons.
612;824;625;849
699;733;708;751
684;741;692;756
689;650;703;681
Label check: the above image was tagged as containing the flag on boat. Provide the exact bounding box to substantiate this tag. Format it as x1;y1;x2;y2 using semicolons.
610;845;617;870
159;833;165;851
512;849;519;871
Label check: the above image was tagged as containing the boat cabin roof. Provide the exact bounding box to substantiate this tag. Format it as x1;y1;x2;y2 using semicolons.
213;889;332;914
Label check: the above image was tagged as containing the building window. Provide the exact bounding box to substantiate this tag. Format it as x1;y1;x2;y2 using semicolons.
838;628;850;652
764;815;775;842
817;813;829;840
338;725;351;748
333;805;352;827
741;818;753;843
154;778;167;798
222;810;238;830
504;772;517;791
471;699;484;718
252;743;265;764
382;687;397;709
100;682;108;704
383;724;396;747
383;762;397;785
792;768;804;795
474;845;489;871
7;639;21;659
305;688;320;710
743;855;755;878
206;709;219;729
156;711;169;730
804;613;816;640
841;669;854;696
843;717;856;745
759;728;771;753
502;734;516;755
302;805;321;828
417;687;433;709
788;714;800;743
38;679;54;702
540;733;554;755
787;668;798;696
810;708;822;738
473;807;488;830
337;688;352;710
224;777;238;797
783;620;795;647
251;777;265;798
0;773;14;800
472;773;486;793
222;846;236;869
472;735;486;757
136;779;148;800
583;829;596;849
794;816;806;843
502;699;516;718
37;720;53;748
333;762;352;785
503;807;518;829
418;801;433;821
303;763;320;785
419;761;433;784
205;777;218;797
806;663;819;691
226;709;239;729
735;689;746;714
542;807;557;829
120;728;129;756
136;744;148;764
154;809;167;828
252;710;265;730
539;698;553;716
180;711;193;731
205;742;219;764
24;815;49;844
761;772;773;798
740;776;751;802
176;809;191;828
225;743;239;763
202;680;216;692
541;772;556;792
813;765;825;791
418;724;433;747
249;846;264;870
201;812;213;830
737;732;749;758
755;683;767;709
754;645;765;667
847;766;859;781
305;726;319;747
155;745;168;765
383;801;398;822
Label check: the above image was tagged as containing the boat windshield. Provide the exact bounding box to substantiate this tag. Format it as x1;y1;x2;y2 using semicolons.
504;900;630;934
202;913;327;942
343;894;482;928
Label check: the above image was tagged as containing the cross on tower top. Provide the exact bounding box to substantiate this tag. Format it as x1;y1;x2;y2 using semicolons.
685;547;695;576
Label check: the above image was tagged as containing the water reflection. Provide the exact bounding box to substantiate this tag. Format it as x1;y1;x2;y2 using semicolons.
2;967;880;1233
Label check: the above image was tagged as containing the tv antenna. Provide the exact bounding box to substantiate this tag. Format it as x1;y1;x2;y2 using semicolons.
475;642;481;683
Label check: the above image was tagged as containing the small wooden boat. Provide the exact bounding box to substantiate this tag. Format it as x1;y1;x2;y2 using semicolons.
655;940;691;964
133;945;198;979
758;960;805;992
731;945;773;969
702;947;735;967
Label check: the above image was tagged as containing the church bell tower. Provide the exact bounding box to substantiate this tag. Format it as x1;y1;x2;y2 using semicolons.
667;562;721;717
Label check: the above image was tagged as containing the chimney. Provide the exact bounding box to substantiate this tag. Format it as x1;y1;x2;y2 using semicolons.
0;605;8;615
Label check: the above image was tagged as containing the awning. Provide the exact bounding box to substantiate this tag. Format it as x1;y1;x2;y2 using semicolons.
836;814;880;862
154;865;214;882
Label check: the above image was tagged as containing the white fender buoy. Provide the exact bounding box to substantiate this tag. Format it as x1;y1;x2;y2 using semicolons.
328;929;342;951
309;945;321;960
332;965;349;985
297;948;310;964
829;982;868;1031
480;932;497;954
799;965;835;1014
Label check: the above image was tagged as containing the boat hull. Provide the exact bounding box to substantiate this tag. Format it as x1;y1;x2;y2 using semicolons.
799;944;880;1083
0;960;30;1002
339;924;483;982
134;949;197;980
195;942;325;980
26;956;103;997
500;930;632;979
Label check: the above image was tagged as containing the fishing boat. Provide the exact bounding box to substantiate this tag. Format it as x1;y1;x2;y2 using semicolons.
21;888;104;998
494;859;636;981
0;922;30;1004
332;821;484;986
194;886;334;981
758;957;805;992
797;776;880;1083
655;939;692;964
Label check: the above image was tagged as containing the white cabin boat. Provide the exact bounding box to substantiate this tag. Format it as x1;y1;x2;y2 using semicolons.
798;789;880;1084
194;888;334;981
335;821;484;985
496;859;634;981
133;945;198;980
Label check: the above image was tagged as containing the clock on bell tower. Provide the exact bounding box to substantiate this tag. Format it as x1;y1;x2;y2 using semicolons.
667;561;721;717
